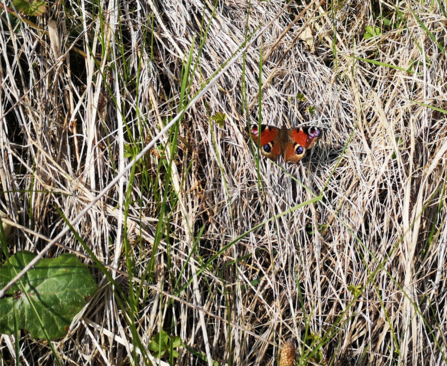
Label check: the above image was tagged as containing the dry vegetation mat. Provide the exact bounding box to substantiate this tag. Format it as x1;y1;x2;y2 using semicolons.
1;0;447;365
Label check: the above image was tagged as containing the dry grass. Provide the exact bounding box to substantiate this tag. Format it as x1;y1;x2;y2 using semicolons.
1;0;447;365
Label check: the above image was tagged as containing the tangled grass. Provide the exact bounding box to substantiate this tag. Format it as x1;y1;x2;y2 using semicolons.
1;0;447;365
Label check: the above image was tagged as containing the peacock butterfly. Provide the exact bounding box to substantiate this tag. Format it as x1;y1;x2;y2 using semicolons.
250;125;322;163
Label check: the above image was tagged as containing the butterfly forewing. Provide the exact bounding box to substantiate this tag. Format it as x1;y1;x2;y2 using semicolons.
250;125;281;161
301;127;322;149
250;125;278;146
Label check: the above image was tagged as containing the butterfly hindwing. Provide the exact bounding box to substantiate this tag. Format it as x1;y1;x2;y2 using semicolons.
281;127;321;163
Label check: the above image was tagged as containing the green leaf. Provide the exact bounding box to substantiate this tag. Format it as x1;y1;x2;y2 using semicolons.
364;26;381;40
0;251;97;339
296;93;306;102
211;112;226;128
148;331;169;358
156;330;169;347
148;331;183;359
171;335;182;348
348;284;362;297
392;137;403;159
250;277;262;286
148;344;166;359
13;0;47;16
124;144;139;159
307;106;316;115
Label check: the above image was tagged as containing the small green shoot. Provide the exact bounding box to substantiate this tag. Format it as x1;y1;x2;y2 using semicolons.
123;144;139;159
364;26;381;40
349;284;363;298
381;18;392;27
296;93;306;102
211;112;226;128
303;332;323;364
148;331;182;359
306;106;316;115
391;138;403;159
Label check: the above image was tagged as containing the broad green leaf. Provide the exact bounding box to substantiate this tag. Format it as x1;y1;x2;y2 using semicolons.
148;345;165;359
148;331;183;359
148;330;169;358
0;251;97;339
156;330;169;347
13;0;47;16
171;335;182;348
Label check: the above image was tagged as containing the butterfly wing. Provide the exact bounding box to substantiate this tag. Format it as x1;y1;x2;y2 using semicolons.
283;127;322;163
250;125;282;161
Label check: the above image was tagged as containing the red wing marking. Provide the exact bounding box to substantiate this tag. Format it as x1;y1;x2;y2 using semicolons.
289;128;310;147
250;125;279;146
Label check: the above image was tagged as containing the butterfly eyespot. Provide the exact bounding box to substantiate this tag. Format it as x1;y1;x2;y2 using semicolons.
309;127;321;138
263;144;272;153
295;146;304;155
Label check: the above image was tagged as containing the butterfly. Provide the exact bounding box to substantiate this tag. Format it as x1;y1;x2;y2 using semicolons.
250;125;322;163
